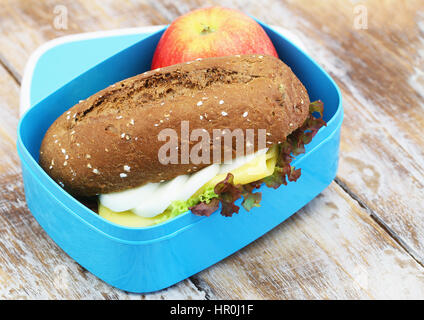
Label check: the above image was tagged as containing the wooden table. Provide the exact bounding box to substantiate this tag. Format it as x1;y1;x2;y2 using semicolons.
1;0;424;299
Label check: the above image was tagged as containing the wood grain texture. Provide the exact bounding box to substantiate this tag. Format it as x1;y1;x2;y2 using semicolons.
0;63;206;299
0;0;164;78
0;0;423;299
193;183;424;299
273;0;424;264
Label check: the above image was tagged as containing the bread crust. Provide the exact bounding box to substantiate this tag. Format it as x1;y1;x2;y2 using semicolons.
39;54;310;196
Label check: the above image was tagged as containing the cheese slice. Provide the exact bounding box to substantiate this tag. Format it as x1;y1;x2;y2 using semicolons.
98;204;172;227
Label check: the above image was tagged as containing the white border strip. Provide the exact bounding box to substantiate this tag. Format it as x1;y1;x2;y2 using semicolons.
20;25;305;117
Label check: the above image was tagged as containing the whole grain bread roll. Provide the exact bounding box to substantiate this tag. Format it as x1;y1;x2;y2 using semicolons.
39;54;310;196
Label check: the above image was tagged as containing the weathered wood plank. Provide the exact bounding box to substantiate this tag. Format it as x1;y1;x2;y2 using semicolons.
0;0;166;78
0;0;211;299
0;63;206;299
0;0;423;299
268;0;424;263
193;182;424;299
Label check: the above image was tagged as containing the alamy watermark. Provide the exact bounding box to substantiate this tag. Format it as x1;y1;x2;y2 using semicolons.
158;121;268;165
353;4;368;30
53;5;68;30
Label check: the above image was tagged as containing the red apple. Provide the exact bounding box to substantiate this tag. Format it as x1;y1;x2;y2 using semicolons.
151;7;278;69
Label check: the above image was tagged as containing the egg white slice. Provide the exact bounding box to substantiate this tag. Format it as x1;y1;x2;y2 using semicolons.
99;182;160;212
132;165;220;218
99;149;267;218
132;175;189;218
176;164;221;202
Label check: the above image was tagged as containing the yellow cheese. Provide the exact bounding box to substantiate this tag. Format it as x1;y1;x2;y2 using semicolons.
99;204;174;228
195;145;278;195
99;146;278;227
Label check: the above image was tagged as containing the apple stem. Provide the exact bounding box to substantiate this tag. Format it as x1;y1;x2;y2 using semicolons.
200;24;215;35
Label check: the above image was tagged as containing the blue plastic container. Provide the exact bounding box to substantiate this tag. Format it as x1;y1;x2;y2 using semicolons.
17;22;343;293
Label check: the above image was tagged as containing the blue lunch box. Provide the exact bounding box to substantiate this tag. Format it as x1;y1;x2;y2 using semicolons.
17;21;343;293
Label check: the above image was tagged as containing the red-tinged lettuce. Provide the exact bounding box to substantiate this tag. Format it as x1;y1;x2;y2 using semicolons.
241;183;262;211
188;198;220;217
191;101;326;218
190;173;262;217
213;173;242;217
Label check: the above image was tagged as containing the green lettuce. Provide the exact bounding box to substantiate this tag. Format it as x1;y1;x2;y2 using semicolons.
164;185;218;218
190;100;326;217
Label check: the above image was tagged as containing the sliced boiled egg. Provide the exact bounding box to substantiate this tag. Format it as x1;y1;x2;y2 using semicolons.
99;182;160;212
99;147;276;220
132;175;189;217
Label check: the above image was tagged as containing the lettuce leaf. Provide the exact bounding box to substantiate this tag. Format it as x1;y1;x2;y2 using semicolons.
166;185;218;217
190;172;262;217
191;100;326;217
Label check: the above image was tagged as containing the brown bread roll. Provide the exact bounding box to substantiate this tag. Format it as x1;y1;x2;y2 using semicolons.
39;54;310;196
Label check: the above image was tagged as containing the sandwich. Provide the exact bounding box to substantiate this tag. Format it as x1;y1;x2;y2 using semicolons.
39;54;325;227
